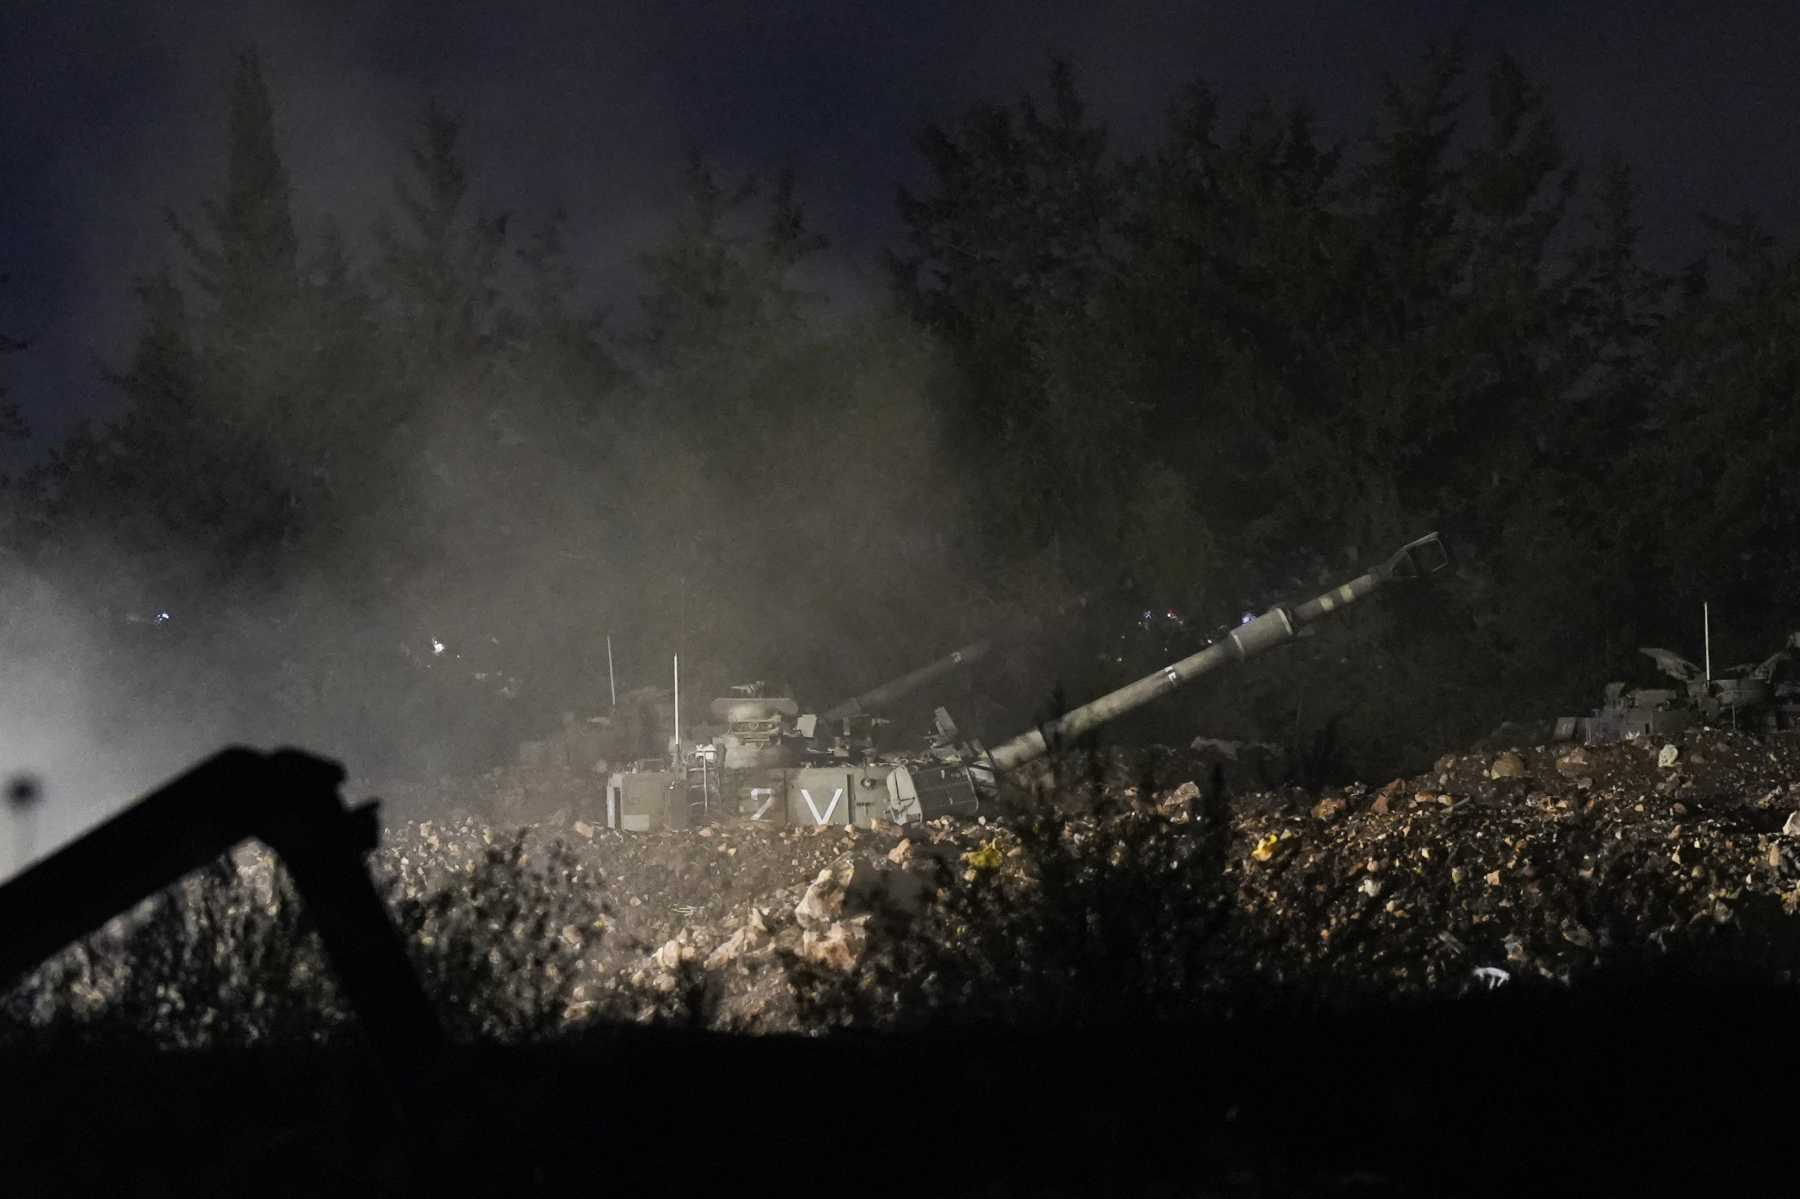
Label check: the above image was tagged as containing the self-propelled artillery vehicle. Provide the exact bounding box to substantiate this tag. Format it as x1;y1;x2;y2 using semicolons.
1553;631;1800;744
602;533;1449;831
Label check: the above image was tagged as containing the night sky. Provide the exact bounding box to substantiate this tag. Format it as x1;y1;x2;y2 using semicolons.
5;0;1799;464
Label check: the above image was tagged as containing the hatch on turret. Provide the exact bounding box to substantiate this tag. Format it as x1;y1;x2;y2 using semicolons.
712;683;803;768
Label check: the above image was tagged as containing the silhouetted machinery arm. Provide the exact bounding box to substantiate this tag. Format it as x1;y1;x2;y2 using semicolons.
0;747;441;1095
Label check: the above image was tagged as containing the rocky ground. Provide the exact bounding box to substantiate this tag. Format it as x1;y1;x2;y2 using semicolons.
358;723;1800;1033
14;725;1800;1195
17;724;1800;1042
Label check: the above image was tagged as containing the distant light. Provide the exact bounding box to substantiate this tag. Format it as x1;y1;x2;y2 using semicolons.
1165;609;1180;621
155;611;171;624
431;638;446;656
1239;613;1254;625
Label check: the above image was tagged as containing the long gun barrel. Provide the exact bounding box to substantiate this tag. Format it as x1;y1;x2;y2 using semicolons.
822;639;995;720
983;534;1450;773
823;596;1092;722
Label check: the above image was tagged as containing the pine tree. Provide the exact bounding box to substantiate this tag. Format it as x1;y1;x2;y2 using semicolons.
889;59;1116;430
168;50;299;345
636;154;826;384
887;60;1131;607
374;101;510;377
1641;219;1800;645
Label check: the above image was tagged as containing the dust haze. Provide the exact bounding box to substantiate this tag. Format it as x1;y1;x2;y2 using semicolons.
10;6;1800;873
0;31;990;873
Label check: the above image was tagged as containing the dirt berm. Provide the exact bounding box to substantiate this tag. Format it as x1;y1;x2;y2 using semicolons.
368;725;1800;1031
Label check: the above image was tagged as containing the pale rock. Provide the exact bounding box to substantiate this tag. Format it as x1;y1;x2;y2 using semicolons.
1783;810;1800;837
1554;748;1592;777
1190;737;1242;760
1658;744;1680;769
800;919;868;972
704;923;768;970
795;861;853;930
1488;752;1526;780
1160;780;1202;811
653;938;686;972
1312;796;1347;823
888;839;915;866
1560;919;1595;949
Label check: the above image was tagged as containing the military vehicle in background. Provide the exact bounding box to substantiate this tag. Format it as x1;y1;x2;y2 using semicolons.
1554;632;1800;744
602;533;1450;831
601;633;998;830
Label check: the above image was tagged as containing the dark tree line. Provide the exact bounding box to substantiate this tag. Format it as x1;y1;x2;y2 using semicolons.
893;48;1799;769
3;46;1796;781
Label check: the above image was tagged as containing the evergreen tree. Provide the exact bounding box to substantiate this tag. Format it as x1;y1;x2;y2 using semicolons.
509;207;624;435
168;50;298;338
1641;219;1800;650
890;59;1117;426
888;60;1134;618
611;156;836;679
636;155;827;389
27;50;404;757
374;101;511;378
1111;85;1349;589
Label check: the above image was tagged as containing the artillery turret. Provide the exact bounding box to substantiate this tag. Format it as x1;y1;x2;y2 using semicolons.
601;633;1003;829
602;534;1449;830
